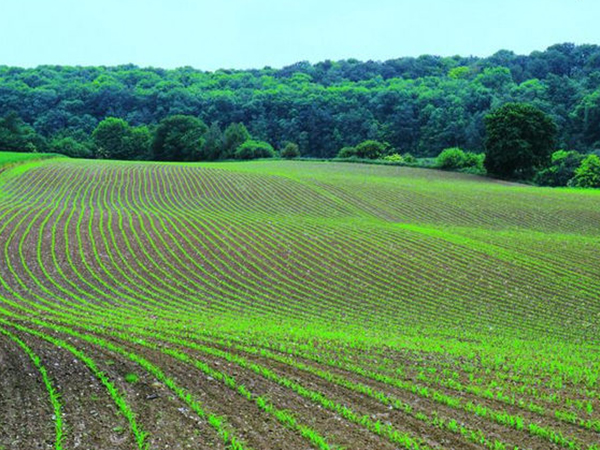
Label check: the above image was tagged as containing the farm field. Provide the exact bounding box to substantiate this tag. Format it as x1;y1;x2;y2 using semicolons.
1;154;600;450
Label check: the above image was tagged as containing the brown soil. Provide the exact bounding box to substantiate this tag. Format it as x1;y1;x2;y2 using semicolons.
0;334;53;450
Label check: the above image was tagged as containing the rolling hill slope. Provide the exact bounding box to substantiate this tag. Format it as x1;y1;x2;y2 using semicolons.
1;156;599;450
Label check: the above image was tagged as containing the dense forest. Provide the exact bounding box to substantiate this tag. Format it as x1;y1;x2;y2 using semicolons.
1;42;600;160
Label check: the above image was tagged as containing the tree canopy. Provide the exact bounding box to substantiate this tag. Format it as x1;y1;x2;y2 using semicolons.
152;115;208;162
1;43;600;161
484;103;557;179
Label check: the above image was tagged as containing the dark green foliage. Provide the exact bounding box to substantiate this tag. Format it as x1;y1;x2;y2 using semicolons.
200;123;225;161
92;118;151;160
569;154;600;188
2;43;600;162
281;142;300;159
92;118;130;160
572;90;600;147
234;140;275;160
402;153;417;164
152;115;208;161
222;123;250;159
484;103;557;179
128;126;152;161
49;136;93;158
535;150;585;186
0;112;44;152
337;147;357;158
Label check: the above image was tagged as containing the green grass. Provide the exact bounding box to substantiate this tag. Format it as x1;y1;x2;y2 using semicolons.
0;158;598;449
0;151;62;167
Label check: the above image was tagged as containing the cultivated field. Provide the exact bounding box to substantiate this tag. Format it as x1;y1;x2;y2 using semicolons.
1;155;600;450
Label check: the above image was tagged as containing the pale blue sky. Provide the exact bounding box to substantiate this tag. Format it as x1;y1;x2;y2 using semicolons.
1;0;599;70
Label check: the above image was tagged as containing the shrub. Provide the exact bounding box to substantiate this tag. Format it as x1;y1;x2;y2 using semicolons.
437;148;485;172
436;148;467;169
535;150;585;187
569;154;600;188
355;140;385;159
280;142;300;159
464;152;485;171
402;153;417;164
49;137;93;159
234;140;275;160
337;146;357;158
382;153;404;163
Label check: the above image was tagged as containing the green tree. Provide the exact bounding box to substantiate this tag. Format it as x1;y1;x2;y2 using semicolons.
152;115;208;161
49;136;93;158
572;90;600;147
280;142;300;159
200;122;224;161
569;154;600;188
484;103;557;179
234;140;275;160
222;123;250;159
128;126;152;161
92;118;131;160
448;66;470;80
92;117;150;160
0;112;44;152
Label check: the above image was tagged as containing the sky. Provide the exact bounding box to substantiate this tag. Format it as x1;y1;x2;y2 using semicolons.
1;0;599;70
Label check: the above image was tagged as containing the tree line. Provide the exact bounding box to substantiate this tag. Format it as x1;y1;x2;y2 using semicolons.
1;43;600;184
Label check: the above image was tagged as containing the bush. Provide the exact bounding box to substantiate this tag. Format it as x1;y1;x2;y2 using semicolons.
355;140;385;159
49;137;93;158
464;152;485;171
337;141;386;159
382;153;404;163
437;147;485;172
535;150;585;187
402;153;417;164
337;146;357;158
280;142;300;159
234;140;275;160
436;148;466;169
569;154;600;188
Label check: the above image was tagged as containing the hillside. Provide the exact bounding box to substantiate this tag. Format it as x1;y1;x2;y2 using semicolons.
1;156;600;450
3;43;600;159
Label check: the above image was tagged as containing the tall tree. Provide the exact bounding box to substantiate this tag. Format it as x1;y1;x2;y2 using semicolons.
200;122;224;161
152;115;208;161
92;117;132;160
222;123;250;159
484;103;557;179
0;112;44;152
92;117;150;160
